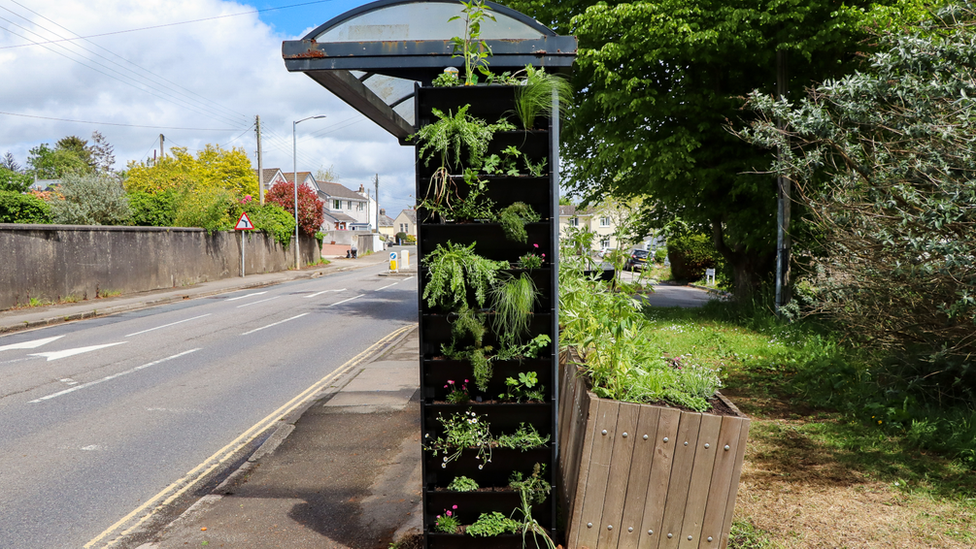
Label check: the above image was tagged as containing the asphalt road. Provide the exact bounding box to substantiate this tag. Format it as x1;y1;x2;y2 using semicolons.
0;262;418;548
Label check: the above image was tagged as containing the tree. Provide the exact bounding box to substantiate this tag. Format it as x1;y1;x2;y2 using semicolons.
2;152;20;172
0;191;50;224
316;164;339;183
124;145;257;198
503;0;926;298
265;181;324;237
27;142;89;179
47;172;131;225
88;131;116;174
740;2;976;394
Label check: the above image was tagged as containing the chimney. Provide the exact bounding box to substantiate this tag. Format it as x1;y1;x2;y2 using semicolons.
380;208;386;215
359;184;365;193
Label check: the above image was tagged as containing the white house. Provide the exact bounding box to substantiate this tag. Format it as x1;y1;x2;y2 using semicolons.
317;181;371;230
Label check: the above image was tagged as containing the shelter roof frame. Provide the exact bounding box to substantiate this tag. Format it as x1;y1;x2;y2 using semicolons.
281;0;577;143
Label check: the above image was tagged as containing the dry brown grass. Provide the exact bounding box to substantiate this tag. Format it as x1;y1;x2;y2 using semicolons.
729;394;976;548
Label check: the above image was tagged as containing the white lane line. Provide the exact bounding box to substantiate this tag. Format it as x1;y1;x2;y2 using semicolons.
328;294;365;307
376;283;398;291
225;291;267;302
403;276;415;282
29;349;200;403
0;335;65;352
125;314;212;337
305;288;346;298
236;295;281;308
29;342;127;362
240;313;308;335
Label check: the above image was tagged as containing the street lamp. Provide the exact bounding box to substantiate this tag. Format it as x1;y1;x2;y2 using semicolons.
292;114;327;269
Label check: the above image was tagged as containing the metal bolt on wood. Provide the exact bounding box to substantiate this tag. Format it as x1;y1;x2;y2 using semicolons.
708;537;714;542
643;434;649;440
663;437;669;442
725;445;730;451
622;432;628;438
602;429;607;435
628;527;634;532
607;525;613;530
587;523;593;528
704;443;710;449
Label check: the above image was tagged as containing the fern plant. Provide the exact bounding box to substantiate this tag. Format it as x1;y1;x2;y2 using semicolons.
422;241;506;310
414;105;514;172
498;202;541;243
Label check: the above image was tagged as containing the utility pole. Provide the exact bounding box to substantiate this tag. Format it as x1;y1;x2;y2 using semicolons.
374;173;379;232
159;134;165;160
256;115;264;204
775;49;791;315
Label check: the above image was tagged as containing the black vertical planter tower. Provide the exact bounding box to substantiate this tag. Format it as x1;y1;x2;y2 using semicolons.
416;85;559;549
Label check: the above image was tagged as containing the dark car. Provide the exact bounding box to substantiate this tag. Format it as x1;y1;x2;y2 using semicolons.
625;249;650;271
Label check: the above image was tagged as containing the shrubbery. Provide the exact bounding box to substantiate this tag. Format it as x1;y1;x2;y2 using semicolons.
0;191;51;224
667;232;719;282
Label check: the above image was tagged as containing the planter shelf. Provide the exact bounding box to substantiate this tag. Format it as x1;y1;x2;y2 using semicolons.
416;83;559;548
558;348;750;549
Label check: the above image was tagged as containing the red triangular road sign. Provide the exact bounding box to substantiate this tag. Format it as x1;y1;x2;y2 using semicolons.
235;211;255;230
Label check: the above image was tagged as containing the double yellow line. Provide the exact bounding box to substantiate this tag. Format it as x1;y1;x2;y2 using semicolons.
86;323;415;548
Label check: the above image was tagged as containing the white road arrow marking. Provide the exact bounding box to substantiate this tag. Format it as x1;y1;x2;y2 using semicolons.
0;335;65;352
29;342;127;362
30;348;200;403
225;291;267;302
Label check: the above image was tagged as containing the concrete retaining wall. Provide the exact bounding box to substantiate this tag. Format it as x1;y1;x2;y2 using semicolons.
0;224;320;310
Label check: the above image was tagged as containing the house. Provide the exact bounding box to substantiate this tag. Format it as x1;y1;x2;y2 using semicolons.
317;181;371;230
393;209;417;241
255;168;288;196
377;208;396;240
559;204;660;254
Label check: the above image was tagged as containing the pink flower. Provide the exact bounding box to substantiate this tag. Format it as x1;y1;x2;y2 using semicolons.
464;379;469;383
533;243;539;248
452;505;458;509
446;510;452;517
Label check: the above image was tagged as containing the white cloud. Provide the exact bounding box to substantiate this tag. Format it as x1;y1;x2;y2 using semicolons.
0;0;416;215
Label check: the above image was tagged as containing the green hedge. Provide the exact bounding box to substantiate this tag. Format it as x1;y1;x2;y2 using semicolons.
0;191;51;224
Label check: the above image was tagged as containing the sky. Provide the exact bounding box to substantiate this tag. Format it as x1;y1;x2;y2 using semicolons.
0;0;418;216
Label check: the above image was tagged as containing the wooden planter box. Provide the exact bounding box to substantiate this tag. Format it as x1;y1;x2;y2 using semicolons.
558;349;750;549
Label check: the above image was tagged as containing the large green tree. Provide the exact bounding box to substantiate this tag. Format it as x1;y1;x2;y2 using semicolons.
504;0;925;297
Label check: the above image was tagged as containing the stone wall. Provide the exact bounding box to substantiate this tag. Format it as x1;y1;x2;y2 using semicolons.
0;224;320;310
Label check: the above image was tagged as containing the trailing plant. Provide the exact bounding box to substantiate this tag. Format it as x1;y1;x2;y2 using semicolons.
467;511;520;537
513;65;573;130
509;463;551;506
424;409;493;469
448;0;495;86
445;379;471;404
447;475;479;492
489;271;539;348
422;241;506;310
497;423;550;450
434;505;461;534
498;202;540;243
499;371;545;403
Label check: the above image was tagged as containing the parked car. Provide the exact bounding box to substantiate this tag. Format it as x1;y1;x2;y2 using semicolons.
625;249;650;271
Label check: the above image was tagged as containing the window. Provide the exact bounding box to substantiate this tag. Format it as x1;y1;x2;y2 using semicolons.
599;216;610;227
569;217;578;227
357;202;364;211
347;200;352;209
333;200;340;209
600;238;611;249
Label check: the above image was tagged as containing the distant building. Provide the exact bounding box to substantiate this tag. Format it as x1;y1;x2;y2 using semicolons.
317;181;370;230
377;208;396;240
393;209;417;241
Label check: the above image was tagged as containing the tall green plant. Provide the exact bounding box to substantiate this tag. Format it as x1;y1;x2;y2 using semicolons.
422;241;507;310
498;202;540;243
514;66;573;130
490;272;539;348
448;0;495;85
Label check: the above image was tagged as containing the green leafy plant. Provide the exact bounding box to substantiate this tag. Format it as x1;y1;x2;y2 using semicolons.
467;511;520;537
445;378;471;404
497;422;550;450
434;505;461;534
513;66;573;130
498;202;540;243
422;241;506;310
424;409;494;469
489;271;539;348
499;371;545;403
414;105;514;172
0;190;51;223
447;476;479;492
448;0;495;86
510;463;557;549
433;68;460;87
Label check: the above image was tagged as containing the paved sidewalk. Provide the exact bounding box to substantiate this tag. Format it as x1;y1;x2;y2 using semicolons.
137;327;423;549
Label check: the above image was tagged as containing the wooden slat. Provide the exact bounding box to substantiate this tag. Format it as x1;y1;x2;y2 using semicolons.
697;417;744;549
677;414;723;549
718;419;750;549
567;392;607;548
559;364;590;536
617;405;662;549
564;382;589;528
597;402;641;548
575;398;620;549
657;412;702;549
637;407;681;549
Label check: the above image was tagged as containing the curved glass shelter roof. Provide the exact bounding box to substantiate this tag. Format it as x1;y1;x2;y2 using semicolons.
282;0;576;143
